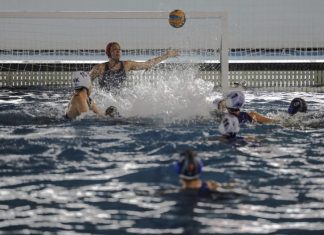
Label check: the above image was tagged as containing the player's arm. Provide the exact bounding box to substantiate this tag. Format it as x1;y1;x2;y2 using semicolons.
65;102;78;120
248;111;279;124
89;100;105;116
206;180;220;191
125;49;178;71
89;64;104;82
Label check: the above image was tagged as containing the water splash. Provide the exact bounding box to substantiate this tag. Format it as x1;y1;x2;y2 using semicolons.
92;65;216;122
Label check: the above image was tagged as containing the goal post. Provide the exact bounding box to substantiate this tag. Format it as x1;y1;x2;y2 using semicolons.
0;10;229;89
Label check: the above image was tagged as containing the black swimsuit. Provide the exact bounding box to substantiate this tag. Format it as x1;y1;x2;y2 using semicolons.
235;111;253;124
99;61;127;91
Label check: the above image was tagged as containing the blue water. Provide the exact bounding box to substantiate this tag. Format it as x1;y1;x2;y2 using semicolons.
1;75;324;234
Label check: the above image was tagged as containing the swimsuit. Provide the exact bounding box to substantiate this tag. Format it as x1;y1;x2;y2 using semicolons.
235;111;253;124
99;61;127;90
198;182;213;196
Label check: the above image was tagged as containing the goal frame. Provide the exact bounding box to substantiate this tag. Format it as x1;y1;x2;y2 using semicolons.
0;10;229;90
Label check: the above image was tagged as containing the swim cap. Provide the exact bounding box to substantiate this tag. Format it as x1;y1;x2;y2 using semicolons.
288;98;307;115
176;150;202;180
224;90;245;109
105;42;119;58
72;71;92;91
105;106;120;118
219;114;240;137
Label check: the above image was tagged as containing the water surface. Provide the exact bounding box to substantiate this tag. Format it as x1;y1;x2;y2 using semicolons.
1;76;324;234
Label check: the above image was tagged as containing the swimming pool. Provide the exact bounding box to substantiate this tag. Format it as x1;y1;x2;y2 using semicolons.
1;74;324;234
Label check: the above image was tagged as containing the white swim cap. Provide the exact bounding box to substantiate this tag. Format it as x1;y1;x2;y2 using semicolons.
224;90;245;109
72;71;92;90
219;114;240;136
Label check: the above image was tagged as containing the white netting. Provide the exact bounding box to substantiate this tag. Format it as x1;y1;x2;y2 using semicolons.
0;11;228;88
0;12;225;63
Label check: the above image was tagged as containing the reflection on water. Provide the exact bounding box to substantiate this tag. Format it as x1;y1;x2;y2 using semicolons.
1;75;324;234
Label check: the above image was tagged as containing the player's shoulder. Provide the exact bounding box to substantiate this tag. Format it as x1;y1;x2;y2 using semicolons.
92;62;106;70
123;60;136;71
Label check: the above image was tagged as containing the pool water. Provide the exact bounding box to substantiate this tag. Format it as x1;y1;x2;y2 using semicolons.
1;73;324;234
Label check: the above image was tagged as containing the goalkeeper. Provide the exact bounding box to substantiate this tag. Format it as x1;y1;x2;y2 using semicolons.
89;42;178;91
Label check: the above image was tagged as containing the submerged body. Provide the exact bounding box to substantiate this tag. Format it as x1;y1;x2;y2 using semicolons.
180;178;219;195
231;109;277;124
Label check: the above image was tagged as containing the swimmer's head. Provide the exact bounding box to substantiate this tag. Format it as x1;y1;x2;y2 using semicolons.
176;150;202;180
288;98;307;115
106;42;120;58
224;90;245;109
105;106;120;118
219;114;240;138
72;71;92;92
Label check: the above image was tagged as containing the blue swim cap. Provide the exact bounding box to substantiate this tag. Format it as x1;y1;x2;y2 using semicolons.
176;150;203;180
288;98;307;115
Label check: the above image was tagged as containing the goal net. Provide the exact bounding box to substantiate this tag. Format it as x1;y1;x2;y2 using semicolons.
0;11;229;90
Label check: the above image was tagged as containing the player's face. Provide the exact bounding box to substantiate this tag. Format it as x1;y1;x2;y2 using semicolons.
110;44;121;60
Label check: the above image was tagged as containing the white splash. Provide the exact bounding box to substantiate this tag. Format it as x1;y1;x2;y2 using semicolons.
92;66;217;122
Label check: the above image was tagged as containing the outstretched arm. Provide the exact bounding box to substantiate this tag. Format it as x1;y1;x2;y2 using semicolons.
248;111;279;124
125;49;178;71
207;180;220;191
89;64;104;82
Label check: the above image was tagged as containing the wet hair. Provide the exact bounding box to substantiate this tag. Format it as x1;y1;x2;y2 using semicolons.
105;42;119;58
176;150;203;180
288;98;307;115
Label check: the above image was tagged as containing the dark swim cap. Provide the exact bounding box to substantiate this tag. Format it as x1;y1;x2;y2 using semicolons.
176;150;202;180
105;106;120;118
288;98;307;115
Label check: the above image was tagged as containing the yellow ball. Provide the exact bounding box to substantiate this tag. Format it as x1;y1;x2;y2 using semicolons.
169;9;186;28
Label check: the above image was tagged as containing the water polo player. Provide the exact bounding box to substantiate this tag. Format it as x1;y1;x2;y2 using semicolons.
175;150;220;194
89;42;178;91
213;90;278;124
66;71;118;119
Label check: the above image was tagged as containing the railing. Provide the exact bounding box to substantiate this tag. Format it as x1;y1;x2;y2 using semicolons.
1;62;323;92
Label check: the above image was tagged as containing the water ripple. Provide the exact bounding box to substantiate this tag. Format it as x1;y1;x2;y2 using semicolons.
1;89;324;234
